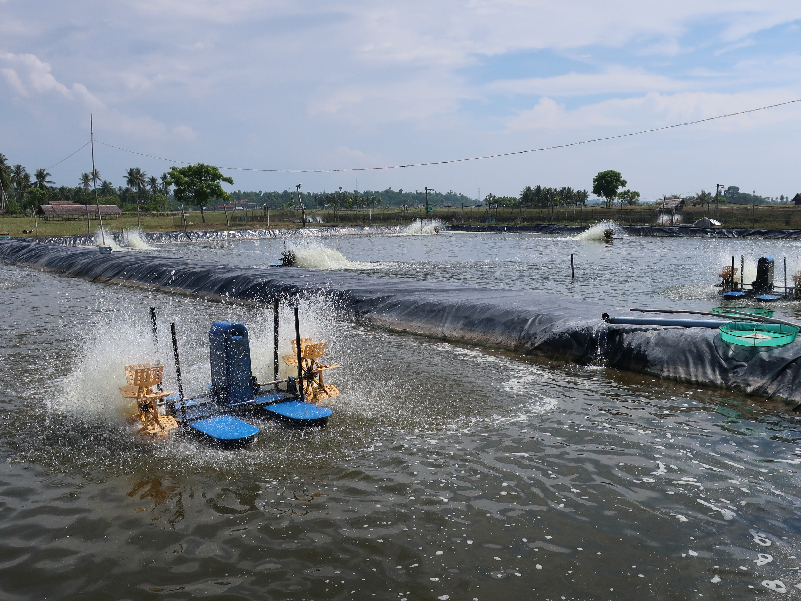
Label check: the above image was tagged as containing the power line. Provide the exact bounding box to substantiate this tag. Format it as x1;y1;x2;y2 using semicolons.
47;140;91;170
95;97;801;174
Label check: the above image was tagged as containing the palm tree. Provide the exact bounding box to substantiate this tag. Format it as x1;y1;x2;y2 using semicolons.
125;167;147;227
147;175;159;197
34;168;54;190
160;173;171;194
11;165;30;201
124;167;147;192
0;154;11;211
99;180;115;197
79;173;92;193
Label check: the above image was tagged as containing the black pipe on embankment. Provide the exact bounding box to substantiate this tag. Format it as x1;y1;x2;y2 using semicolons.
3;239;801;409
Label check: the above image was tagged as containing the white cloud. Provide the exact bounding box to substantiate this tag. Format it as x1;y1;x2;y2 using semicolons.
489;66;688;97
506;90;801;132
0;52;104;108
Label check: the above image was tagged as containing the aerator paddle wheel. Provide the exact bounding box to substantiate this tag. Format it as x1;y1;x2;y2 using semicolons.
718;265;738;292
283;338;340;403
120;364;178;438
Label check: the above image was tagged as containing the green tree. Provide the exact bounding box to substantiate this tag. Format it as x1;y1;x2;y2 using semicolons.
617;189;640;207
167;163;233;224
695;189;712;206
79;173;92;195
34;168;54;190
159;173;172;197
125;167;148;226
11;165;31;205
592;170;627;209
520;186;536;207
0;153;11;212
25;187;48;213
99;180;115;197
125;167;147;194
147;175;159;197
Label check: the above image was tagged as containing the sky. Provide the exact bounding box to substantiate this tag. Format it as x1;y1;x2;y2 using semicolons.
2;1;801;201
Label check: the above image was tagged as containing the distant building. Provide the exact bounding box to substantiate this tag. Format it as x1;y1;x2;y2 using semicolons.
37;202;122;220
656;197;684;215
793;193;801;206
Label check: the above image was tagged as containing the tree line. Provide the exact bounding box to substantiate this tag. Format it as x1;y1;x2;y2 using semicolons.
0;153;178;215
229;187;476;210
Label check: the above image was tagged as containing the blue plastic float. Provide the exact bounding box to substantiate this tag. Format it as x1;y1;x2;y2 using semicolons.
169;319;334;445
127;312;336;447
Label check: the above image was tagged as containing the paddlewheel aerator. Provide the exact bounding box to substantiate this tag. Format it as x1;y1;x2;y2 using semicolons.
283;338;340;403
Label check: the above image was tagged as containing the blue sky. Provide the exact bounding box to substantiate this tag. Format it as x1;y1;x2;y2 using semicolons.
2;1;801;201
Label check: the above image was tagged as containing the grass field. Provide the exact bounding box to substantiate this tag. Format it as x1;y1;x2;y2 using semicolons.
2;203;801;237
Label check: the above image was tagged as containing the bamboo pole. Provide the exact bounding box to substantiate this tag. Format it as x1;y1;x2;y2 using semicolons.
294;307;304;401
170;323;186;422
273;299;280;385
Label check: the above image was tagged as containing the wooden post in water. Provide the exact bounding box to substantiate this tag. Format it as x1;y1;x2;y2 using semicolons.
149;307;159;347
149;307;163;392
731;256;735;292
785;257;788;295
273;299;280;384
170;323;186;422
571;254;575;279
740;255;744;288
294;307;304;401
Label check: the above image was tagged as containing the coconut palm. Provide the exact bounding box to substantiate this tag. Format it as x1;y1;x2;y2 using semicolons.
160;173;171;196
34;168;54;190
99;180;115;197
79;173;92;192
147;175;159;197
0;154;11;211
125;167;147;227
11;165;30;201
124;167;147;192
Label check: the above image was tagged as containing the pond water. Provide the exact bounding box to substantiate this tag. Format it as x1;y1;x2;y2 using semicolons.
1;227;801;599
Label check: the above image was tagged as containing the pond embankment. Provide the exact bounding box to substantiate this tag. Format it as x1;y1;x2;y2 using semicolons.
3;238;801;409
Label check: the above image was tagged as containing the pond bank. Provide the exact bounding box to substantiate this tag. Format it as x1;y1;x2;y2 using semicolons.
2;238;801;410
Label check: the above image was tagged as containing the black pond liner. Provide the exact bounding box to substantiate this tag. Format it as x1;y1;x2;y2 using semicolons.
3;238;801;409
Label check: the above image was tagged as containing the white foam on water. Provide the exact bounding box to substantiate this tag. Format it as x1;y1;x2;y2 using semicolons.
93;227;123;251
398;219;444;236
285;241;366;270
122;228;155;250
55;314;161;422
247;294;339;385
574;221;622;241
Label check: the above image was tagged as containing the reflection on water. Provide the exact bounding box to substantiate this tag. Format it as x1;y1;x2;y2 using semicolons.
2;232;801;598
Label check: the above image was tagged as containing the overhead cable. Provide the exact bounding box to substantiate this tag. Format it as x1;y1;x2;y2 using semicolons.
47;140;91;170
95;97;801;173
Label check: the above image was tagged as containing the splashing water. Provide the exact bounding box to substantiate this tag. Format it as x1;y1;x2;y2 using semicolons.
92;227;123;251
657;213;682;225
122;228;154;250
285;242;365;270
399;219;443;236
57;314;161;421
575;220;622;241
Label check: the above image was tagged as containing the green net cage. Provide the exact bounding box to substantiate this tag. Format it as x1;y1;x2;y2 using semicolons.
719;321;799;348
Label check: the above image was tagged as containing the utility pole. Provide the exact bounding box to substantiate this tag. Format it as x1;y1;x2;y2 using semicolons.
296;183;305;228
91;114;106;247
424;187;434;232
715;183;724;220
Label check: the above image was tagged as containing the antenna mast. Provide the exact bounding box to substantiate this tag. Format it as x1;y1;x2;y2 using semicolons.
91;114;106;245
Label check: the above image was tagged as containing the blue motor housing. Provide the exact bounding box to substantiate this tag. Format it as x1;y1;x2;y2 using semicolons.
209;321;256;406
